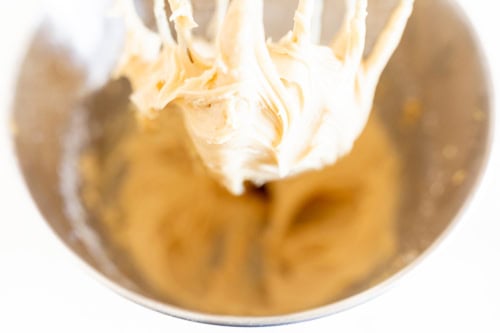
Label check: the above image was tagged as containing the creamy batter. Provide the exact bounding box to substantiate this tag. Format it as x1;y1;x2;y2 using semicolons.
114;0;413;194
81;109;401;315
81;0;412;316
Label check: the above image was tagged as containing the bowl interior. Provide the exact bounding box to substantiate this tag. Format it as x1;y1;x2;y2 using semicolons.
11;0;491;325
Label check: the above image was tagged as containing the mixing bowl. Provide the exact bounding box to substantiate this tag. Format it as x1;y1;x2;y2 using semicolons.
11;0;492;326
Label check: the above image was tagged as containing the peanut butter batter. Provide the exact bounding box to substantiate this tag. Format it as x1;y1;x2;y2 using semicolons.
114;0;413;194
81;110;401;315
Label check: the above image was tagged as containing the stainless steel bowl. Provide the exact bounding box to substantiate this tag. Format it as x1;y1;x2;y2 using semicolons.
11;0;492;326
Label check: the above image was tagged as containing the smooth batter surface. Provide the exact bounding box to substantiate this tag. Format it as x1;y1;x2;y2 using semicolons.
81;110;401;315
114;0;413;194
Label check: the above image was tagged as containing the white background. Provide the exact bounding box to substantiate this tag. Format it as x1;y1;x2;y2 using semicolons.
1;1;499;332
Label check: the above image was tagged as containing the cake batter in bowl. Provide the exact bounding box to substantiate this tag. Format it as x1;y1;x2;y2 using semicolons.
11;0;492;326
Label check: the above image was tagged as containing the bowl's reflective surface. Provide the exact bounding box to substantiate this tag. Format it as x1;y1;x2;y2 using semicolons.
11;0;491;326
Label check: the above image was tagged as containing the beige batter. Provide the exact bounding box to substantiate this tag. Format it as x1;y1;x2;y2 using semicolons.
114;0;413;194
81;109;401;315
